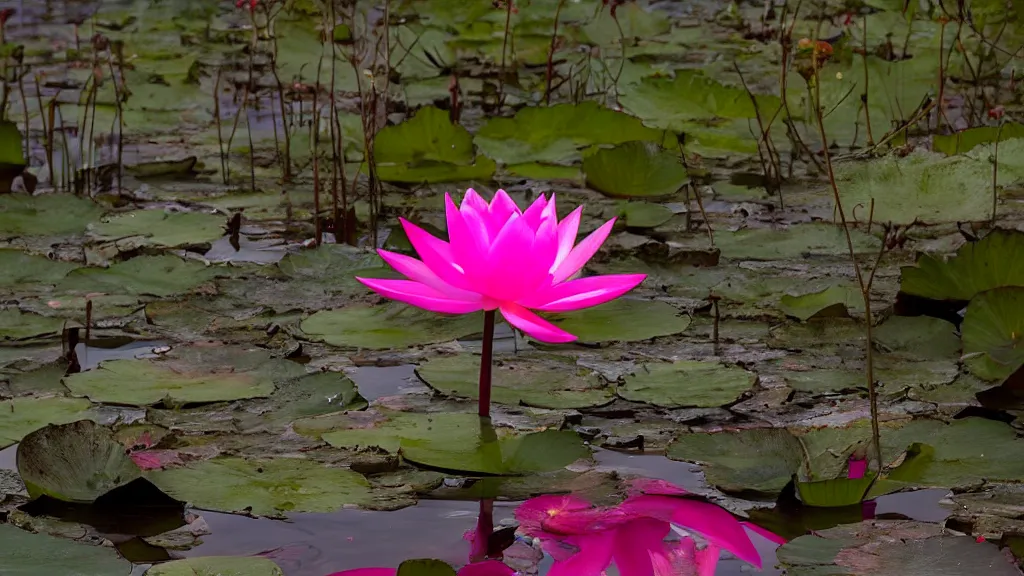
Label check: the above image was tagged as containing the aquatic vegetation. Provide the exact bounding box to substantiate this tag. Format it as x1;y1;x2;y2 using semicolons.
357;188;645;417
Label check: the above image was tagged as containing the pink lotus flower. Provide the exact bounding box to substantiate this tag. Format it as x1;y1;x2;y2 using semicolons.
357;189;644;343
515;480;767;576
326;560;513;576
356;188;645;417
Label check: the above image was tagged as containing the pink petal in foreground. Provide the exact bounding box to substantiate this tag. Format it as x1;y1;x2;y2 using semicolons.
399;218;470;290
356;278;483;314
516;494;598;537
499;302;576;343
376;249;476;298
611;517;672;576
525;274;647;312
547;532;615;576
457;561;516;576
486;189;522;238
552;206;582;272
552;218;616;283
848;456;868;479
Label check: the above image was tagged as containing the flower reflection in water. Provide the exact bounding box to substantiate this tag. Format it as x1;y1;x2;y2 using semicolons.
327;478;783;576
515;478;772;576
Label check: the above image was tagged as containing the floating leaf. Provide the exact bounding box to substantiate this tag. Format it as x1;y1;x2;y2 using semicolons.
0;309;64;341
796;475;875;508
933;124;1024;155
708;224;881;260
667;428;803;495
961;287;1024;381
873;315;961;360
416;353;614;409
835;150;997;224
0;250;78;290
397;559;457;576
301;304;484;349
261;372;368;426
0;194;104;238
147;457;373;517
17;420;142;502
540;299;688;343
0;524;131;574
314;410;590;475
0;119;26;166
780;284;860;321
620;70;782;130
777;519;1022;575
373;106;495;183
474;102;664;165
583;141;688;198
580;2;672;45
617;361;757;408
89;210;225;248
144;556;285;576
0;396;94;449
59;255;217;297
900;229;1024;302
619;202;674;228
63;349;284;406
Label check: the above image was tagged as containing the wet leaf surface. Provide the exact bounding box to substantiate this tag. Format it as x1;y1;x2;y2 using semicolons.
0;523;131;574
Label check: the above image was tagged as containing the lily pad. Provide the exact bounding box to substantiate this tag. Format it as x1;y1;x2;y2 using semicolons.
542;299;689;343
63;348;286;406
0;523;131;574
710;224;882;260
89;209;225;248
415;353;614;409
620;70;782;130
373;106;495;183
835;150;996;225
667;427;803;495
261;371;368;426
313;410;590;475
17;420;142;502
0;309;64;341
474;101;665;165
583;141;688;199
59;255;217;297
0;250;78;290
301;304;484;349
617;361;757;408
777;520;1022;575
780;284;861;321
144;556;285;576
0;194;104;238
932;123;1024;155
961;287;1024;381
147;457;373;517
873;315;961;360
619;202;674;228
397;559;457;576
900;229;1024;302
0;396;94;449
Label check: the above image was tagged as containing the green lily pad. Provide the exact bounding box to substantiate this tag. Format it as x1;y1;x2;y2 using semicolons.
474;101;665;165
542;299;688;343
0;309;64;341
777;520;1022;575
778;358;958;394
583;141;688;199
873;315;961;360
59;255;217;297
780;284;860;321
89;210;225;248
835;150;997;225
0;194;104;238
261;371;368;426
0;119;25;166
505;163;581;181
63;346;295;406
144;556;285;576
580;2;671;45
617;361;757;408
0;523;131;574
619;202;674;228
619;70;782;130
932;124;1024;155
397;559;457;576
415;353;614;409
147;457;373;517
0;250;78;290
314;410;590;475
17;420;142;502
708;224;882;261
0;396;94;449
667;427;803;495
4;360;71;396
962;287;1024;381
373;106;495;183
796;475;876;508
301;304;484;349
900;229;1024;302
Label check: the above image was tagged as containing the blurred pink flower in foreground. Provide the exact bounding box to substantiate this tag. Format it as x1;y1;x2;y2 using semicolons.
515;478;771;576
356;189;645;344
326;560;514;576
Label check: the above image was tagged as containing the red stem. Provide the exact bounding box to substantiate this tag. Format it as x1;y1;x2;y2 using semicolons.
479;310;496;418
